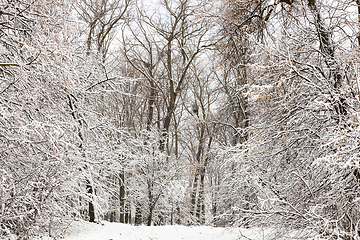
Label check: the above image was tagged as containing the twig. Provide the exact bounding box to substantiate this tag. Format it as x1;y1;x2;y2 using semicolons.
292;171;317;204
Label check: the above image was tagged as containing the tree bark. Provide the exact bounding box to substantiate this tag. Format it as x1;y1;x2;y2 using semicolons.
125;202;131;224
135;205;142;226
160;44;174;152
146;81;156;131
196;167;206;224
86;180;95;222
190;175;198;218
147;207;154;226
191;124;206;223
119;171;125;223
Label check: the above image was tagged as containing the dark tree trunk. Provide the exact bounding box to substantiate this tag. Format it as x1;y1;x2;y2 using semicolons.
211;174;219;226
110;211;115;222
191;124;205;223
86;180;95;222
160;43;174;152
147;207;154;226
190;174;198;219
135;205;142;226
171;205;174;225
146;81;156;131
176;207;181;224
125;202;131;224
197;167;206;224
119;171;125;223
195;178;202;223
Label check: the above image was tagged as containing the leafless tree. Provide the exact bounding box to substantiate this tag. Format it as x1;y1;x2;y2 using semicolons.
76;0;131;60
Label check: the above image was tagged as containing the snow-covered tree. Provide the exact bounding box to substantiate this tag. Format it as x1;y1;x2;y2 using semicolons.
215;0;360;238
0;0;82;237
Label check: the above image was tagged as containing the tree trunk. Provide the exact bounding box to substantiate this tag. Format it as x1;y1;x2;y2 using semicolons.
194;182;202;223
125;202;131;224
119;171;125;223
160;43;174;152
171;204;174;225
68;95;96;223
110;212;115;222
211;174;219;226
191;124;205;222
190;174;198;219
147;180;154;226
147;206;154;226
86;180;95;222
146;81;156;131
135;205;142;226
199;168;206;224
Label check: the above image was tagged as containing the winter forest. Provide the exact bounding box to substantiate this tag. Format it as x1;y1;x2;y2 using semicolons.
1;0;360;239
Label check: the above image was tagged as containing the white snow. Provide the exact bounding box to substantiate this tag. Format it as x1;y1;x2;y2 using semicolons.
30;221;269;240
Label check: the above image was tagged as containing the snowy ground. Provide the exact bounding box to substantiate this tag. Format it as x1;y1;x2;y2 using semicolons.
29;221;269;240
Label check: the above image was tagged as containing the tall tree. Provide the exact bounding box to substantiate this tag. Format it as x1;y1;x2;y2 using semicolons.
76;0;131;60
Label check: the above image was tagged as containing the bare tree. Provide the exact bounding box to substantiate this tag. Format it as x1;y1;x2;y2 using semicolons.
122;0;212;151
76;0;131;60
184;60;218;224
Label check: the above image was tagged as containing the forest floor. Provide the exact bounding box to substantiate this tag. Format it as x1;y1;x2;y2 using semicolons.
29;220;270;240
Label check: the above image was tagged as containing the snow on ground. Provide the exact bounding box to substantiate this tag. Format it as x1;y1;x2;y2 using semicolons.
31;221;269;240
